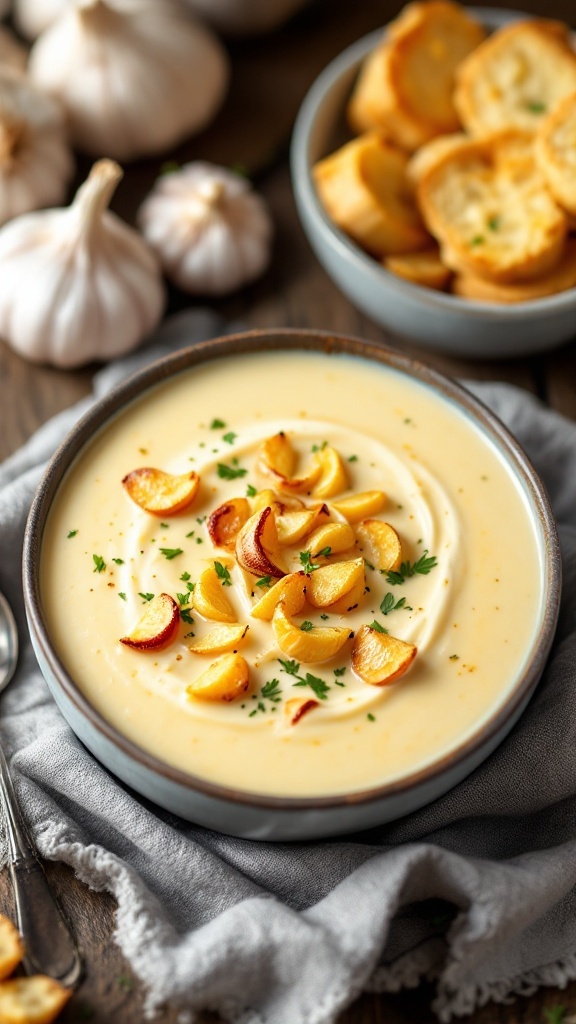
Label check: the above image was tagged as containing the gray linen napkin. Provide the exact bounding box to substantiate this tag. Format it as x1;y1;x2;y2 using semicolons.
2;309;576;1024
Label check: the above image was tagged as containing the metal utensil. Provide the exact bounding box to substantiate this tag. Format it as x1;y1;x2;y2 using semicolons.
0;589;82;987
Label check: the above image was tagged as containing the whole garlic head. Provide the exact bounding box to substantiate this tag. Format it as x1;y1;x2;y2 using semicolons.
138;163;273;296
0;159;166;367
29;0;230;161
0;75;74;226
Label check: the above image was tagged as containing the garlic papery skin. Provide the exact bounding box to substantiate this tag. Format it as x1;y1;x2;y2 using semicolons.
138;163;273;296
0;76;74;226
28;0;230;162
0;159;166;367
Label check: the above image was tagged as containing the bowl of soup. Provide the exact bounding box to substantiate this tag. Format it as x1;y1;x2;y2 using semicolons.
23;330;560;840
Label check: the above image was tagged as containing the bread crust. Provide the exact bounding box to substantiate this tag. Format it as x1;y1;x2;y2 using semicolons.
313;133;429;257
454;21;576;138
536;92;576;216
417;130;567;282
384;247;452;289
453;238;576;301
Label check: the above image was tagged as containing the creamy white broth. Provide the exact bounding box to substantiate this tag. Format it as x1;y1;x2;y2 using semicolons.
41;351;543;797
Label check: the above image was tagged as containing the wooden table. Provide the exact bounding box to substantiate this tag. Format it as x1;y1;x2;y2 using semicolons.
1;0;576;1020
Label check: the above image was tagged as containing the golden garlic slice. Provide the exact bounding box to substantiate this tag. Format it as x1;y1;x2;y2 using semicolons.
250;571;308;621
284;697;319;725
332;490;386;523
207;497;250;551
120;593;180;651
305;521;355;556
326;576;366;615
306;557;365;608
235;506;286;578
258;432;321;494
188;623;249;655
272;604;352;663
313;445;349;499
352;624;416;685
356;519;402;571
194;565;236;623
122;467;200;515
187;652;249;702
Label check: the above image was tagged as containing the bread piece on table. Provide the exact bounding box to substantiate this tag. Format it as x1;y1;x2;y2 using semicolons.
453;237;576;301
313;133;429;257
536;92;576;216
348;1;485;151
454;21;576;138
417;130;567;283
0;916;23;981
407;132;469;185
384;247;452;290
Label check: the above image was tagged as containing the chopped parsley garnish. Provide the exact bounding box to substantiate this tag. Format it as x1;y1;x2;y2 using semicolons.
348;455;358;462
470;235;485;247
316;546;331;558
299;551;327;573
217;462;247;480
159;547;183;560
185;531;195;539
139;592;154;603
214;561;232;586
449;654;460;661
278;658;330;700
320;613;329;620
261;678;282;702
526;100;546;114
380;593;407;615
180;608;194;624
92;554;106;573
300;621;314;632
385;550;438;586
196;538;203;544
255;576;272;588
334;667;346;676
369;620;388;633
246;483;257;497
222;431;237;445
180;571;191;581
311;441;327;452
176;592;190;607
118;592;127;601
196;516;207;524
210;418;226;429
160;522;169;529
112;557;124;565
67;530;78;538
487;215;501;232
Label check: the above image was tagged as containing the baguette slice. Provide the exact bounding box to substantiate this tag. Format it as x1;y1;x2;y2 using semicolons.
454;21;576;138
348;2;484;151
407;132;469;185
418;130;567;283
313;133;429;257
453;238;576;302
536;92;576;216
384;247;452;290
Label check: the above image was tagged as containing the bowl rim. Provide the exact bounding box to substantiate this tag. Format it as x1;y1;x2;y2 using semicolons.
23;329;562;810
290;6;576;318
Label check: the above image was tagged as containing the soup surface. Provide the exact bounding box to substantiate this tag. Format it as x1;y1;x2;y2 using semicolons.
41;350;543;797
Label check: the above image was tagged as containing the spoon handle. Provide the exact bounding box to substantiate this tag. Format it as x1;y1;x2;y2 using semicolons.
0;742;82;987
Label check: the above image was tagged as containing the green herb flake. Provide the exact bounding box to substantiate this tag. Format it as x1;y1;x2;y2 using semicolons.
320;613;329;620
526;100;547;114
118;592;127;601
369;620;389;634
544;1008;567;1024
299;551;321;573
210;418;226;429
300;621;314;632
449;654;460;661
385;550;438;586
214;561;232;586
334;667;346;677
217;462;247;480
139;592;154;603
67;529;78;539
487;214;501;232
186;531;195;538
470;235;485;247
176;592;190;607
112;557;124;565
316;546;331;558
180;608;194;624
261;678;282;703
180;571;191;581
348;455;358;462
246;483;257;497
255;575;272;588
160;522;169;529
311;441;328;452
279;658;301;676
380;593;406;615
367;713;376;722
92;554;106;573
222;431;237;444
294;673;330;700
159;547;183;560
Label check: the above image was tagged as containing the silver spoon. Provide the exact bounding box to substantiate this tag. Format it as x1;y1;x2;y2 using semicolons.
0;589;82;988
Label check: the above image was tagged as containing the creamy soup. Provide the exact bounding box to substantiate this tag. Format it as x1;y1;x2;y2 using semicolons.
41;350;544;797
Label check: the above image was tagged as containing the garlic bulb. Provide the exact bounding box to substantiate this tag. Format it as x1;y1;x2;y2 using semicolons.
0;76;74;226
138;163;273;296
184;0;309;36
0;159;165;367
0;26;27;74
14;0;66;39
29;0;229;162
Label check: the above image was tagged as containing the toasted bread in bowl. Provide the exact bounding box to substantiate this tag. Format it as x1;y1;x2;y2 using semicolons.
536;92;576;217
453;238;576;302
383;247;452;290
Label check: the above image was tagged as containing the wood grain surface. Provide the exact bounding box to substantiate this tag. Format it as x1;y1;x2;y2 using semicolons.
1;0;576;1021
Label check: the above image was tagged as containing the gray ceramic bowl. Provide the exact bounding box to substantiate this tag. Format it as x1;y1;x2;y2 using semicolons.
291;9;576;359
23;331;561;840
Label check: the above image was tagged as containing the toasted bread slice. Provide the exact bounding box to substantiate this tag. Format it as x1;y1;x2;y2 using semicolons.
348;2;484;151
313;133;429;257
536;92;576;215
454;21;576;138
407;132;469;185
384;247;452;289
418;130;567;282
453;238;576;301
